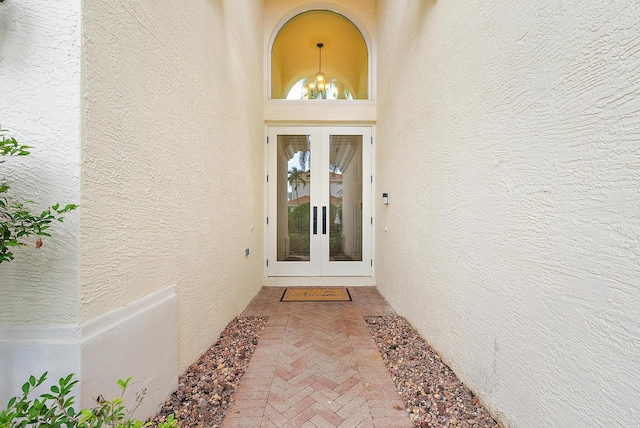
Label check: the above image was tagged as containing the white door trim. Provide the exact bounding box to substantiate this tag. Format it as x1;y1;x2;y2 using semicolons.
266;125;374;277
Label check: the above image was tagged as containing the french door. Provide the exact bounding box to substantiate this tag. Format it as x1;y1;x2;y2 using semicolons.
267;126;373;276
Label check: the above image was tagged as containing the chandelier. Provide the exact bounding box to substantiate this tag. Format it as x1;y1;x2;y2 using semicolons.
296;42;353;100
303;43;331;99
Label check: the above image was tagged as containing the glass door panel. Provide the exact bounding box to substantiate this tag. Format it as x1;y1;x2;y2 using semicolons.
268;128;319;277
320;127;371;277
328;136;362;261
276;135;311;262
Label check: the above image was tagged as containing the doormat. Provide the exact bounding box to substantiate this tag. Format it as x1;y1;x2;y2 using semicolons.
281;288;352;302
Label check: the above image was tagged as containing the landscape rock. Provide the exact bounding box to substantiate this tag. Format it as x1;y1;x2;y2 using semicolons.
366;315;499;428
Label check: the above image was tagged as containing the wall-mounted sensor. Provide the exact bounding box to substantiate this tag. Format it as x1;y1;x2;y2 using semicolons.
382;193;389;204
245;248;250;256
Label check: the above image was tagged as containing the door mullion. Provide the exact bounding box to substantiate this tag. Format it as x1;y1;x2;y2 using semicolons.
308;128;322;273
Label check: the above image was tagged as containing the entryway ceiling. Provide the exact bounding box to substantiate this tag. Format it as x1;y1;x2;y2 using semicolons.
271;10;368;99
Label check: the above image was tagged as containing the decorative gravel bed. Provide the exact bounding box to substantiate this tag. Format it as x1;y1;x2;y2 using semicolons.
152;316;268;428
366;315;499;428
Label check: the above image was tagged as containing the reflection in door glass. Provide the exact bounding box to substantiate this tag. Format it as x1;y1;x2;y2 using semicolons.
277;135;311;262
329;135;362;261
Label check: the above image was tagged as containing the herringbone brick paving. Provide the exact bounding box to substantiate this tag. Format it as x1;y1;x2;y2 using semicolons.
222;287;411;428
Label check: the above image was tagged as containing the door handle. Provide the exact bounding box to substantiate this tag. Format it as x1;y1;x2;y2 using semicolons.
322;206;327;235
313;206;318;235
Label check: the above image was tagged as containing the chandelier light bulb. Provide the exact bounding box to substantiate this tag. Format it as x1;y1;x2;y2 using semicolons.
301;42;333;99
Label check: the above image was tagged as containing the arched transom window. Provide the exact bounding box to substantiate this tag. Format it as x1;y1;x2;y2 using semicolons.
271;10;369;100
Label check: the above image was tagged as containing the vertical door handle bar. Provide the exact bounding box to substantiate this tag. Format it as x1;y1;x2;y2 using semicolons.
322;206;327;235
313;206;318;234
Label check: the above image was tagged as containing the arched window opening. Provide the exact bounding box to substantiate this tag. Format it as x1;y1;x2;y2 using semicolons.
272;10;368;100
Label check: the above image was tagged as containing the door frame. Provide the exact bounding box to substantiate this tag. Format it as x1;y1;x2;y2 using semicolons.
265;125;375;277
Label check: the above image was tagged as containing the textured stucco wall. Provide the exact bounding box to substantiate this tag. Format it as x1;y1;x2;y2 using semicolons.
0;0;81;325
81;0;264;371
376;1;640;427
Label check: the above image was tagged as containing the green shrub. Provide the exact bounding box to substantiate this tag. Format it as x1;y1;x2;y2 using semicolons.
0;127;77;263
288;232;310;254
0;372;177;428
288;202;310;233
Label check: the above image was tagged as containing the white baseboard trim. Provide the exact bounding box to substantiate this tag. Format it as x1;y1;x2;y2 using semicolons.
0;340;81;407
80;284;178;420
0;285;178;421
262;276;376;287
80;284;177;343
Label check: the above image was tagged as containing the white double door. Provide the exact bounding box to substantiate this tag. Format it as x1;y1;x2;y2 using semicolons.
267;126;373;276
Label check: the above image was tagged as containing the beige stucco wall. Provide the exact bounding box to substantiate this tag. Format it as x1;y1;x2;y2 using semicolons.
0;0;82;408
376;1;640;427
81;0;265;371
0;0;81;325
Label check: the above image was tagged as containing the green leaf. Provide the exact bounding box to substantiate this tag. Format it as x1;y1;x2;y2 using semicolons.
78;409;93;422
117;377;133;390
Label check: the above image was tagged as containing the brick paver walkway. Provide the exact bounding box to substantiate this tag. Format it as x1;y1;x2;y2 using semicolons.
222;287;412;428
